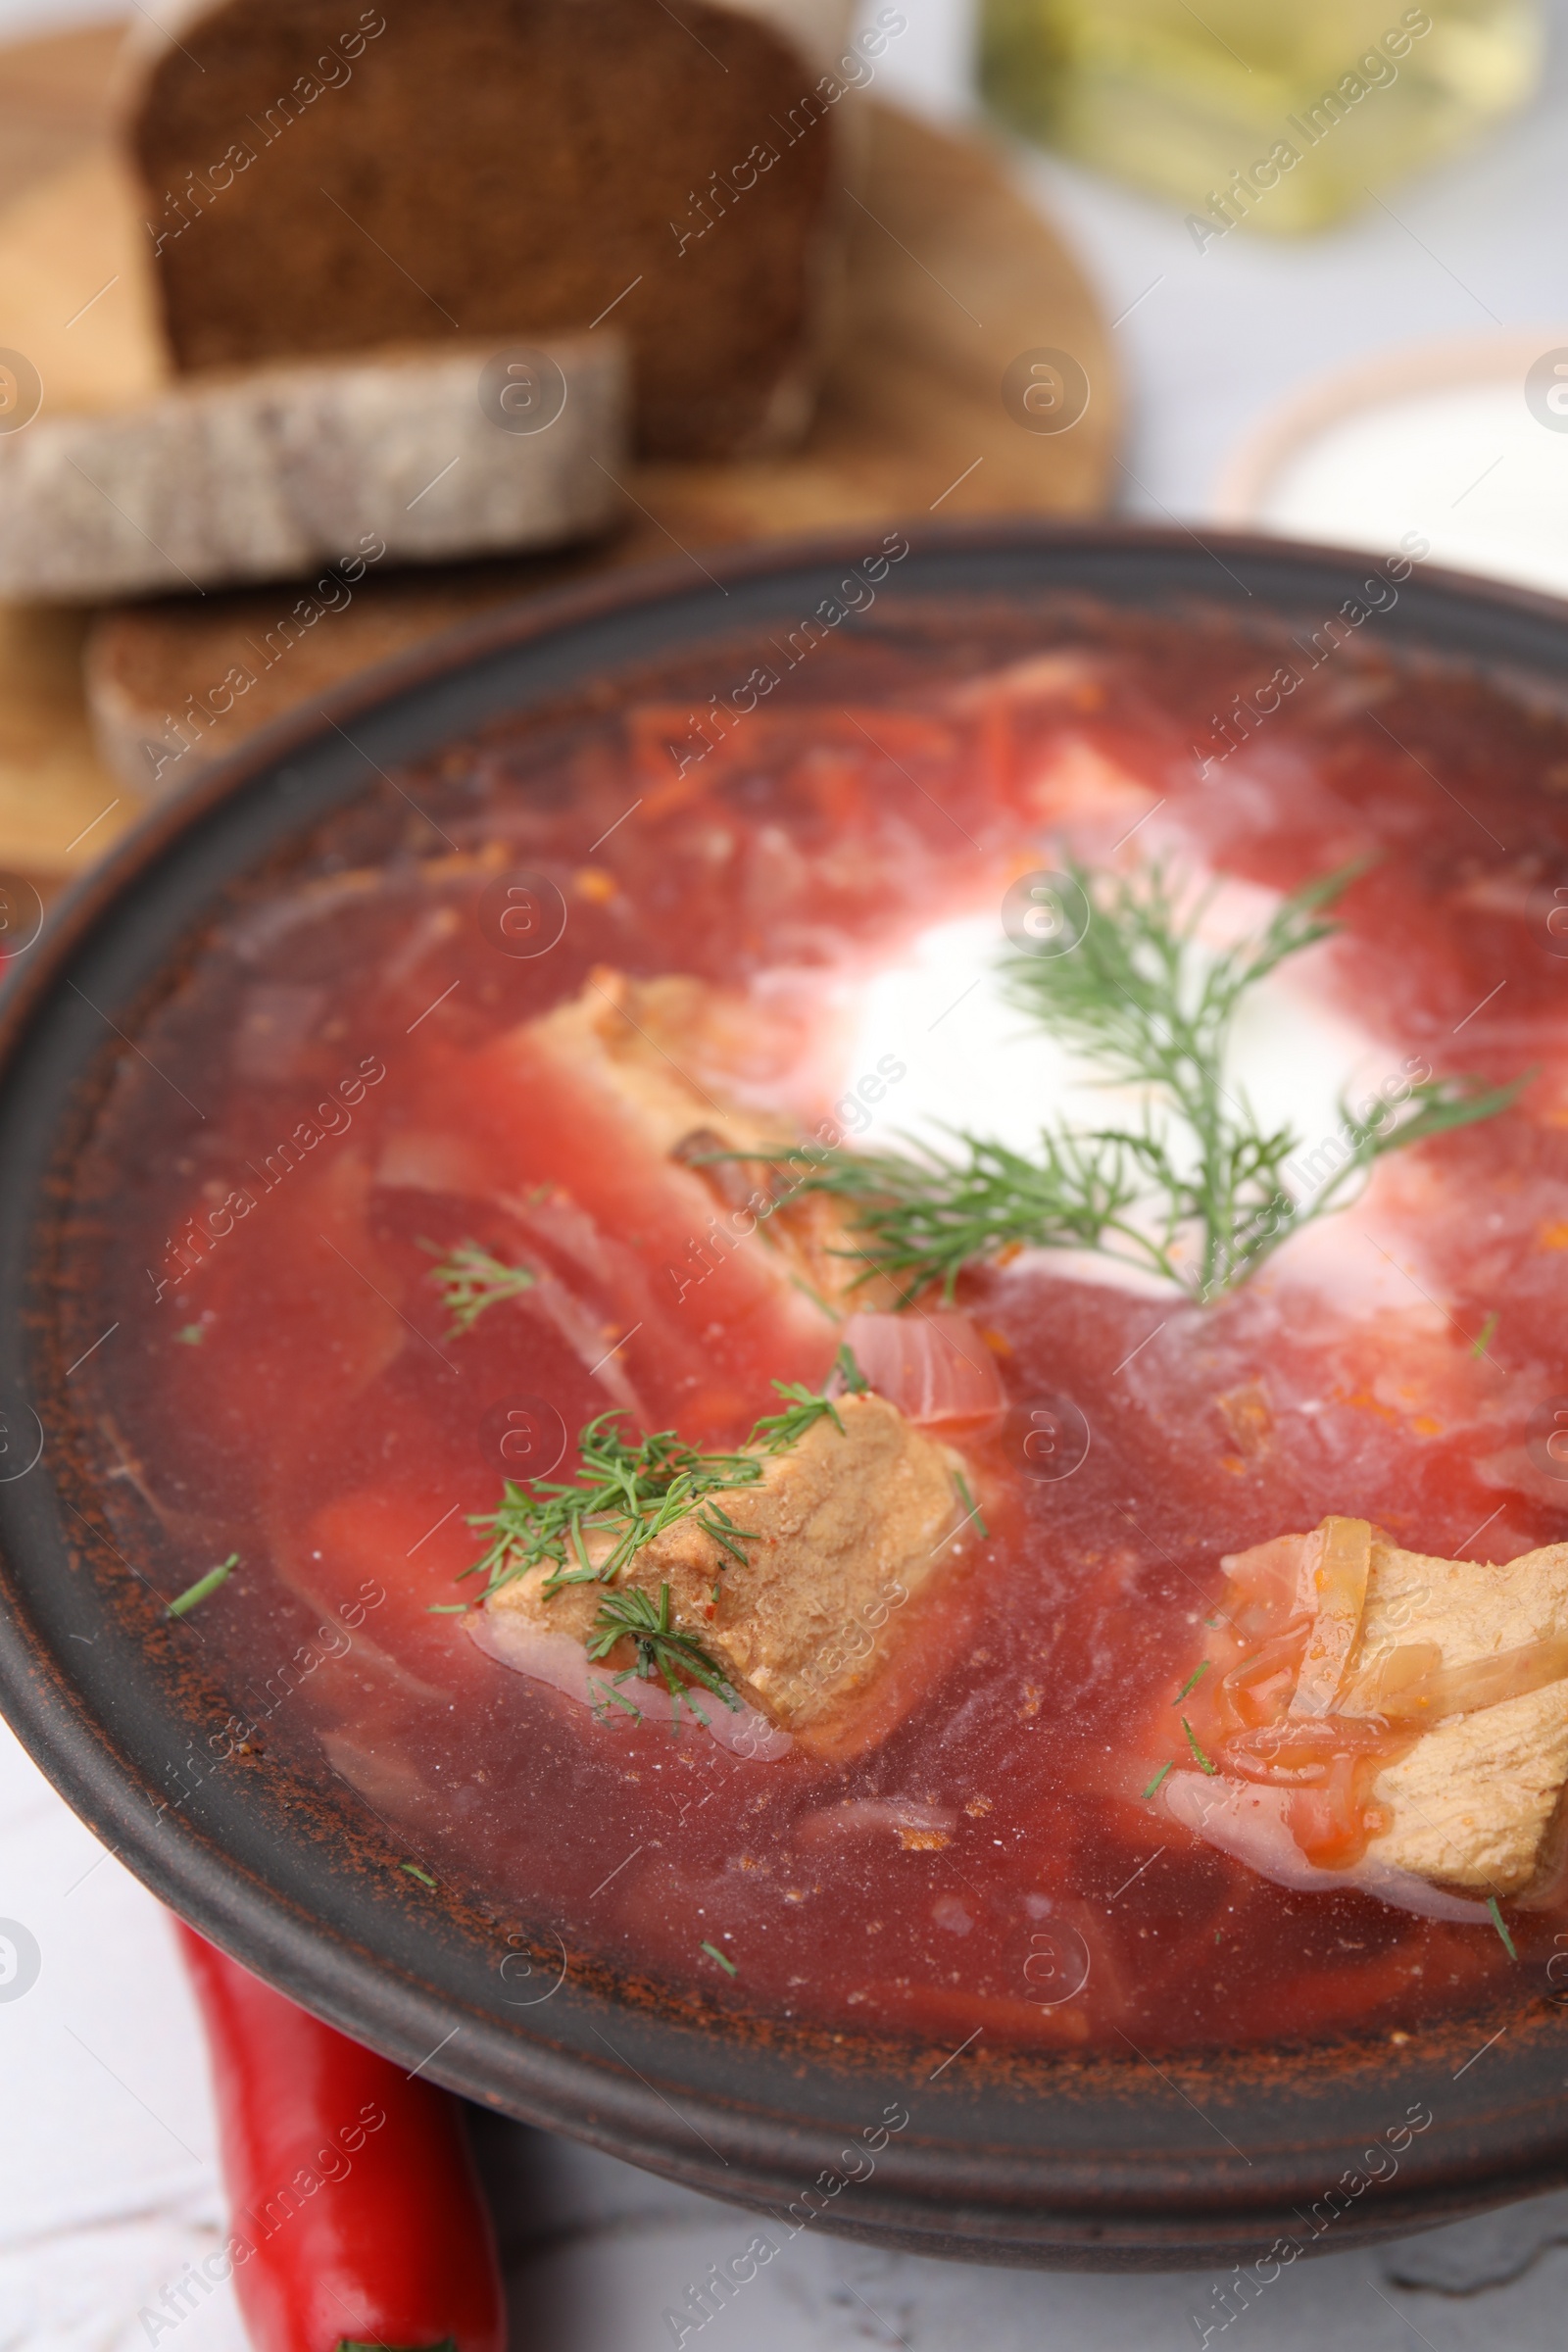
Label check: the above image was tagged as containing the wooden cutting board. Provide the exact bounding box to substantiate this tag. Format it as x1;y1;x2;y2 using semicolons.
0;21;1118;886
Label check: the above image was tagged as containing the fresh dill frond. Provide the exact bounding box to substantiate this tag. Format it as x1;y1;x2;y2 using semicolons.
589;1675;644;1722
953;1470;988;1539
420;1236;535;1337
998;855;1350;1092
1141;1761;1173;1800
399;1862;437;1888
787;1268;843;1320
790;1124;1156;1300
1471;1311;1498;1357
1004;857;1522;1294
1182;1717;1218;1775
695;1498;762;1564
751;1379;845;1451
702;1938;739;1976
173;1323;205;1347
464;1412;762;1598
588;1581;740;1710
1487;1894;1518;1959
464;1359;864;1603
758;859;1520;1304
1279;1072;1526;1288
168;1553;238;1618
834;1342;869;1394
1173;1660;1210;1704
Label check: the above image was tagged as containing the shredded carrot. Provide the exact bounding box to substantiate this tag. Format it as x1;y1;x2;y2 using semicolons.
976;697;1013;804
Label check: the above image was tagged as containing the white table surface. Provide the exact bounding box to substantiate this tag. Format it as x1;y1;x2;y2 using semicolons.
7;1;1568;2345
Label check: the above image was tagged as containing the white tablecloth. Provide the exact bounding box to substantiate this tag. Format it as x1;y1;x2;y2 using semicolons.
7;0;1568;2344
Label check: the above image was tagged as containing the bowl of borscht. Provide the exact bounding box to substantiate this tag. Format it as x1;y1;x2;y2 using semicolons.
3;521;1568;2270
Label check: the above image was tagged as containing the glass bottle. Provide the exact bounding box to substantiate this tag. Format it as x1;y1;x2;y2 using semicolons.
978;0;1544;234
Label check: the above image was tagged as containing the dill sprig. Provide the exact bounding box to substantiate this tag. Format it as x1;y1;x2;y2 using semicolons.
587;1581;740;1710
953;1469;988;1539
785;1125;1153;1300
168;1553;238;1618
464;1353;868;1758
420;1236;535;1337
763;860;1521;1302
751;1380;844;1451
697;1498;763;1565
465;1413;762;1599
464;1370;851;1600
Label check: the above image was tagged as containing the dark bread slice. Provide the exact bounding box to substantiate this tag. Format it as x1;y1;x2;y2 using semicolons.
122;0;844;459
83;559;588;796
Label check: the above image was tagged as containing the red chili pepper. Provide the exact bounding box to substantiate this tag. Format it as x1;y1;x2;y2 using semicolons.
175;1923;506;2352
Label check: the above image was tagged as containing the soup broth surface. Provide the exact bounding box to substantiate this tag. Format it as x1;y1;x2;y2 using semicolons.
65;600;1568;2053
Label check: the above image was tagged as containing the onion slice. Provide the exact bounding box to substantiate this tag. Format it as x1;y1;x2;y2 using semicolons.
1161;1770;1490;1924
839;1308;1006;1427
1349;1632;1568;1723
795;1797;956;1847
1289;1516;1372;1718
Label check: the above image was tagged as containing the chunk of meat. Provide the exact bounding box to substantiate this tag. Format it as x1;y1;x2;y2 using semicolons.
1348;1537;1568;1706
522;967;804;1142
1363;1683;1568;1894
1159;1772;1489;1924
473;1393;975;1750
1347;1534;1568;1890
523;968;900;1310
1163;1518;1568;1903
416;972;839;1440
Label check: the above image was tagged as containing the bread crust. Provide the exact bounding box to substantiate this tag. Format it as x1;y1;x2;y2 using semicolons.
0;337;626;603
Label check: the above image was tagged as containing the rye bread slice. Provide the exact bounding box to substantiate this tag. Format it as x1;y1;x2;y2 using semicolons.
121;0;848;460
0;336;627;601
83;559;584;797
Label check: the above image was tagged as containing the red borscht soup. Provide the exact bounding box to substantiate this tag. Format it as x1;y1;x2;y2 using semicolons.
62;596;1568;2054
